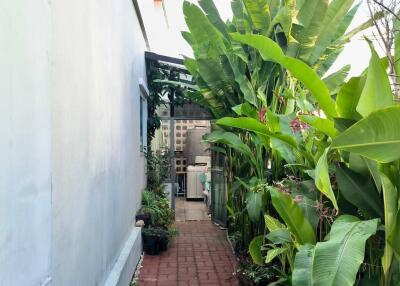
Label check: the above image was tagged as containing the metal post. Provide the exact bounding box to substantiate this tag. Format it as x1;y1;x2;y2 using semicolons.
169;118;175;210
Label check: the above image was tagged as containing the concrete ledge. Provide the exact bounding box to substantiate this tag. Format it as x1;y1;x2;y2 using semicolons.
104;227;142;286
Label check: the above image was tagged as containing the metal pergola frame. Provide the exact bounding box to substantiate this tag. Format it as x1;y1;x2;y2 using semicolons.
145;52;212;210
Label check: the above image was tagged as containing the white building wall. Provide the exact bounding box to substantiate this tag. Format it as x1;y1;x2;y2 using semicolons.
0;0;147;285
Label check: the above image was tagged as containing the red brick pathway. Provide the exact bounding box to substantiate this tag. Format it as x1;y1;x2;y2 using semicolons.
138;221;238;286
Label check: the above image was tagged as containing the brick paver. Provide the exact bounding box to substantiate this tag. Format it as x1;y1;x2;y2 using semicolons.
138;221;238;286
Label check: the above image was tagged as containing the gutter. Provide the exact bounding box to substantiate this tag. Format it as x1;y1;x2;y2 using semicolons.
132;0;151;51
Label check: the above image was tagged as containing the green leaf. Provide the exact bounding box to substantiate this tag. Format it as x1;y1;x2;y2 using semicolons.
331;106;400;163
323;65;351;94
265;247;288;264
203;131;257;167
289;0;328;61
293;216;379;286
343;11;385;43
243;0;270;32
232;33;285;62
246;191;264;223
267;6;294;38
232;102;258;119
265;214;286;231
298;115;338;137
198;0;229;38
307;0;356;65
336;163;383;218
388;208;400;257
315;148;338;210
380;173;398;276
356;41;393;117
183;1;226;58
231;33;337;118
295;194;319;230
314;216;378;286
270;188;316;245
266;229;292;245
336;76;365;120
292;244;315;286
363;157;382;192
249;235;264;265
217;116;297;147
395;16;400;86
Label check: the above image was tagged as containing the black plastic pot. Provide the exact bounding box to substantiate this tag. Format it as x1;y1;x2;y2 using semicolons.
142;234;161;255
158;235;169;251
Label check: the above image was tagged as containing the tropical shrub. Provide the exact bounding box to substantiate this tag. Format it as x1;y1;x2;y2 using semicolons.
146;148;170;196
180;0;400;285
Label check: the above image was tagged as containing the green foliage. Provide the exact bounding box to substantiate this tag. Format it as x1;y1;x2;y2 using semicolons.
249;235;264;265
179;0;395;285
292;216;378;286
146;148;169;195
270;187;316;245
141;190;174;228
356;41;393;117
232;33;337;118
315;148;338;210
336;163;383;218
331;106;400;163
146;60;190;146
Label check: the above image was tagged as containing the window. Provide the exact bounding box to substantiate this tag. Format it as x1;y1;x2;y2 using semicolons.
139;79;148;153
140;96;145;152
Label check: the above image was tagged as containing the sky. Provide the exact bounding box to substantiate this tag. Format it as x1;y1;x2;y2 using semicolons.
139;0;375;77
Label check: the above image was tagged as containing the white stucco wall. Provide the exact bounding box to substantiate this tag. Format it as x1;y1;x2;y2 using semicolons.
0;0;147;285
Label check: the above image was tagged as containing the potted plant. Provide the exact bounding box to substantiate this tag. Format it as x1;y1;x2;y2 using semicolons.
142;226;170;255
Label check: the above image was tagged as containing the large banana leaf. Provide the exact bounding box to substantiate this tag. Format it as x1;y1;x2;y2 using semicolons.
395;16;400;86
198;0;229;38
292;244;315;286
217;116;298;147
331;106;400;163
231;33;337;118
243;0;270;32
315;148;338;210
270;187;316;245
289;0;328;61
356;42;393;117
183;2;226;58
336;76;365;120
298;115;338;137
380;173;399;276
388;208;400;257
203;131;257;167
292;215;379;286
336;163;383;218
307;0;356;65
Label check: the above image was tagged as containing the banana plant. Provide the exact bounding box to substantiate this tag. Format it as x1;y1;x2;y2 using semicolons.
182;0;378;116
215;33;400;285
180;1;396;285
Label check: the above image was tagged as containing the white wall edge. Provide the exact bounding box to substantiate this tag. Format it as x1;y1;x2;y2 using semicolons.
104;227;142;286
139;78;149;98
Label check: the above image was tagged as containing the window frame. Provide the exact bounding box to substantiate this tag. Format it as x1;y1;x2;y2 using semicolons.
139;79;149;154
